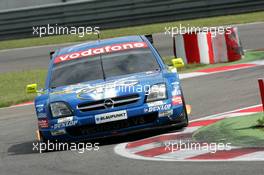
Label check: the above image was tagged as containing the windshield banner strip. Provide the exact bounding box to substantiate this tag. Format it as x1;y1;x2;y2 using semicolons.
54;42;148;64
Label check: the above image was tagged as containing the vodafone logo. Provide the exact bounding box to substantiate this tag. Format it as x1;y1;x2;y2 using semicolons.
54;42;148;64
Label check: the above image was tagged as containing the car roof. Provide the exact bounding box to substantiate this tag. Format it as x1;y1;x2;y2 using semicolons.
57;35;144;56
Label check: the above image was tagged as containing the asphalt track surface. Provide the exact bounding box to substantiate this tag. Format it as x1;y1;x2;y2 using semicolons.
0;22;264;72
0;22;264;175
0;65;264;175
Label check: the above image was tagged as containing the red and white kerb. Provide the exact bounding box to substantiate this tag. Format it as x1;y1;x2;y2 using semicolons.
54;42;148;64
173;27;242;64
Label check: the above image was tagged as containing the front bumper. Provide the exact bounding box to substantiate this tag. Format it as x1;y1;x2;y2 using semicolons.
39;100;186;142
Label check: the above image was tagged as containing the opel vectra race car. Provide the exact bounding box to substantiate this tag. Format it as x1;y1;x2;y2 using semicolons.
27;35;188;142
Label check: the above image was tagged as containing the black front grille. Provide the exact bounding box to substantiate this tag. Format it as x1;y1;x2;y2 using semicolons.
77;94;140;112
66;113;158;136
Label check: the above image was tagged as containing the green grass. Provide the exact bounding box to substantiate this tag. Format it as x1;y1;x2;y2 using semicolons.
0;50;263;108
257;115;264;127
193;113;264;147
0;69;47;108
0;11;264;50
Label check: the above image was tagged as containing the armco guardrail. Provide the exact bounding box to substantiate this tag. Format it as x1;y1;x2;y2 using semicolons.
0;0;264;40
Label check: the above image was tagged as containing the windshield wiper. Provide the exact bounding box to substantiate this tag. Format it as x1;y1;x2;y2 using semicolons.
97;34;106;80
99;53;106;80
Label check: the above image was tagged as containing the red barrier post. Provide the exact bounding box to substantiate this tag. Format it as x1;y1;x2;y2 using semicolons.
258;79;264;112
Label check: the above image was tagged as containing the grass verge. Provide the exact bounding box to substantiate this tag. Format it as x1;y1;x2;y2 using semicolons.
0;11;264;50
192;113;264;147
0;50;263;108
0;70;46;108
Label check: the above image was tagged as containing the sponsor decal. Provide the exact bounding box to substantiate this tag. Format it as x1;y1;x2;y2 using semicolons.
36;104;47;118
95;110;127;124
37;113;47;119
57;116;73;123
171;82;182;96
172;96;183;106
52;120;77;129
51;76;138;100
147;101;164;107
144;102;171;113
54;42;148;64
50;129;66;136
36;104;44;113
159;109;173;117
38;119;49;128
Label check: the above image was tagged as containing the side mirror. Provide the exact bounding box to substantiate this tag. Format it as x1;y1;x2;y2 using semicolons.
26;84;37;93
171;58;184;68
50;50;55;60
145;34;153;44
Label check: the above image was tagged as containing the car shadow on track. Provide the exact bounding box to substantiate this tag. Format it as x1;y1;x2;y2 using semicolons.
7;127;184;155
7;141;38;155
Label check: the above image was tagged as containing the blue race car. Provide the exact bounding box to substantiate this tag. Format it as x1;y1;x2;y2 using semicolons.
26;35;188;142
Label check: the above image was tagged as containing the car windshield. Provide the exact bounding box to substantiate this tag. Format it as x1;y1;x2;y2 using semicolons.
50;48;160;88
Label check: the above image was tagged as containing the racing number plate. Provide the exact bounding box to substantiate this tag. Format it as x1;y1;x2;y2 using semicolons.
95;110;128;124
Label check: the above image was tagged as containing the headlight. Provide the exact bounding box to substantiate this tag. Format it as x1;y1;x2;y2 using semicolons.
50;102;73;118
146;84;167;102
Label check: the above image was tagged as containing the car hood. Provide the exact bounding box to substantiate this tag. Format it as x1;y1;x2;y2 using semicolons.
48;71;165;106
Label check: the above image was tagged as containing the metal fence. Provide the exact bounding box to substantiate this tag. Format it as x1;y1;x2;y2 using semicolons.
0;0;264;40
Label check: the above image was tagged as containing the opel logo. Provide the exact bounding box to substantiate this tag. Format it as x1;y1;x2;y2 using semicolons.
104;99;114;108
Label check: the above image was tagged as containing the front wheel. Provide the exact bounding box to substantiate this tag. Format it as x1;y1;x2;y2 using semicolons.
181;101;189;127
176;92;189;128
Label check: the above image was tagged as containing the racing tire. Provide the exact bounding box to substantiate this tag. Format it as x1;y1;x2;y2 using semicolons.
177;88;189;128
37;131;53;153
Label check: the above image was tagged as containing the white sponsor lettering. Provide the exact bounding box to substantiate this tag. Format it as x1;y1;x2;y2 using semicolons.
53;120;77;129
145;104;171;113
57;116;73;123
95;110;127;124
54;42;148;63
